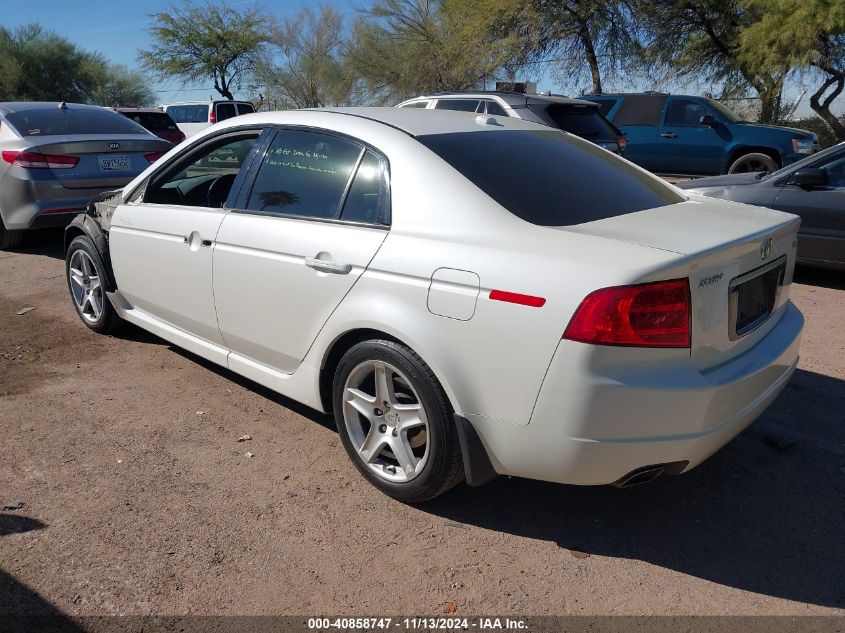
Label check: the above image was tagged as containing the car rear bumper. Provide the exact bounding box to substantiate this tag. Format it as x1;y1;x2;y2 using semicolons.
0;175;114;230
465;301;803;485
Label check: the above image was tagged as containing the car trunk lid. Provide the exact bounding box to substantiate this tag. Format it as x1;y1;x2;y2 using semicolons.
560;197;800;370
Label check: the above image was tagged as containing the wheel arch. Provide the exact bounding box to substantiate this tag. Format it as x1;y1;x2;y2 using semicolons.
64;214;117;291
726;145;782;172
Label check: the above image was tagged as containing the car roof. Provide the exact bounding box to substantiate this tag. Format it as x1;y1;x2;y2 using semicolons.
161;100;252;106
0;102;109;115
114;107;167;113
404;92;599;108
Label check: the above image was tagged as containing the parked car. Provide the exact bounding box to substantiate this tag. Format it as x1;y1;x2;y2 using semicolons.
397;91;627;154
679;141;845;270
162;100;256;138
114;107;185;145
583;92;819;175
0;102;173;250
64;107;803;502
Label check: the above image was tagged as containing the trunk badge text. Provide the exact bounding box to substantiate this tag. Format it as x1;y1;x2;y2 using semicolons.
699;273;724;288
109;142;121;150
760;237;773;261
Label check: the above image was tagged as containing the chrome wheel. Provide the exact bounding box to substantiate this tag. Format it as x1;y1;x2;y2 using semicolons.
68;249;103;324
342;360;430;483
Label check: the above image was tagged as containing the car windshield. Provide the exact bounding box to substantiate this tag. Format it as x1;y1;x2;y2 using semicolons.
706;99;746;123
5;108;149;137
417;129;684;226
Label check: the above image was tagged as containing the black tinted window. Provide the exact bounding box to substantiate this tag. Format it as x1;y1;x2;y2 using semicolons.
665;99;708;127
531;104;617;139
401;101;429;108
587;98;616;117
341;150;389;224
217;103;237;121
485;101;507;116
435;99;481;112
237;103;255;115
246;130;361;219
612;94;666;126
166;105;209;123
122;112;178;131
6;108;148;136
418;130;683;226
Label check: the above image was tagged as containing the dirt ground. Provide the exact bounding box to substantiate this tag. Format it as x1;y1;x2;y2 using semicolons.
1;229;844;618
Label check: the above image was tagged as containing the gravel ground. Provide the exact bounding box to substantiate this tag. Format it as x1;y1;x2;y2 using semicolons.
1;230;844;618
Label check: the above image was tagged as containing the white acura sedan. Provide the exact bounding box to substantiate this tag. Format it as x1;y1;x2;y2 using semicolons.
64;108;804;502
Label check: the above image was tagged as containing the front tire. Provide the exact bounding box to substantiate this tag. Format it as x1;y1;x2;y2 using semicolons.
728;152;778;174
332;340;464;503
0;220;23;250
65;235;122;334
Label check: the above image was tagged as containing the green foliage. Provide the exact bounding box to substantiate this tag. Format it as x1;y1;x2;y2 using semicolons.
0;24;153;106
139;1;269;100
346;0;527;104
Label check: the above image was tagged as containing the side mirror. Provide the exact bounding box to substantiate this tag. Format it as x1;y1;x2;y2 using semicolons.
699;114;717;127
790;168;827;188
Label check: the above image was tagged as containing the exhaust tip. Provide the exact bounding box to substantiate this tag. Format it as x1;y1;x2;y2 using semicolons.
612;461;689;488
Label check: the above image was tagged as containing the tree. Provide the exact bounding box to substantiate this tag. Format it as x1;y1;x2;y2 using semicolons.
637;0;788;123
253;6;353;108
346;0;526;104
740;0;845;140
139;2;269;100
0;24;153;106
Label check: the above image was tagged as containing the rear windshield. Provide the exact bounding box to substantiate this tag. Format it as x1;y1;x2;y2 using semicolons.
166;105;209;123
5;108;148;137
417;130;684;226
531;103;618;139
121;111;178;131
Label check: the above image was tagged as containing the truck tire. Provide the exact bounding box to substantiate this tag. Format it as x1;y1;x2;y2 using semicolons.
728;152;778;174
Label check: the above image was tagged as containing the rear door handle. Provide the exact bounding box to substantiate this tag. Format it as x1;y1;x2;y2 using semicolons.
305;256;352;275
660;132;677;139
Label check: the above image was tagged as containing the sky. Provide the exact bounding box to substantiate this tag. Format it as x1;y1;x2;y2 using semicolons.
2;0;836;117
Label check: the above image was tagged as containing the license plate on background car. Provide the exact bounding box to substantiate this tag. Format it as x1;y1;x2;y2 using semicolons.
98;155;130;172
729;256;786;340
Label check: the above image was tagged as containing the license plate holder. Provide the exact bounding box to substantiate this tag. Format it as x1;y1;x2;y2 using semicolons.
98;155;131;172
729;256;786;340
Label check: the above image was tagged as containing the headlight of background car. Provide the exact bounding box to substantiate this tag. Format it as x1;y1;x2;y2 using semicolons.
792;138;815;155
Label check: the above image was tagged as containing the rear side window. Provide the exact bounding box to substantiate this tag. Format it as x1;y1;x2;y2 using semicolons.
245;129;362;219
5;108;148;136
484;100;508;116
530;104;617;139
435;99;481;113
400;101;429;108
340;150;390;225
612;94;667;126
237;103;255;115
417;130;683;226
167;105;209;123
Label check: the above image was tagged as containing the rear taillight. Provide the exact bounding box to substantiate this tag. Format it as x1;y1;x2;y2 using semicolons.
563;279;691;348
616;135;627;151
144;151;167;163
2;150;79;169
209;110;216;124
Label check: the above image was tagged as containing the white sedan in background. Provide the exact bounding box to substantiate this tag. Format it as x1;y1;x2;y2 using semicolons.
64;108;803;502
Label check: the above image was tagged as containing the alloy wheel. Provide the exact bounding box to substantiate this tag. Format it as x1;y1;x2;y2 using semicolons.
68;249;104;324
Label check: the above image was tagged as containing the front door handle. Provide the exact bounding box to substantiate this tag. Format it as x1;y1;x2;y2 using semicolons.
660;132;677;139
305;256;352;275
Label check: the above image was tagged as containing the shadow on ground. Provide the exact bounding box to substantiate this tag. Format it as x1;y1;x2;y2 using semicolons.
421;367;845;608
794;265;845;291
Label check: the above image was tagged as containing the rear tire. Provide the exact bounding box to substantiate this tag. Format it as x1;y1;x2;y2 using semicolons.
728;152;778;174
0;220;23;250
332;339;464;503
65;235;122;334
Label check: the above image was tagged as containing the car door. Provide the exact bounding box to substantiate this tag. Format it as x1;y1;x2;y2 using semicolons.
659;98;725;175
772;149;845;266
109;128;266;347
212;128;390;373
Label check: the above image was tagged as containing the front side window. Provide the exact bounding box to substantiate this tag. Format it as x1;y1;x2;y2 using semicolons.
245;130;362;219
435;99;482;113
145;134;259;207
418;129;684;226
817;153;845;188
665;99;709;127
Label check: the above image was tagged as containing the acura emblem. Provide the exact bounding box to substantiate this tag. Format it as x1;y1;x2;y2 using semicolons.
109;142;120;150
760;237;773;261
